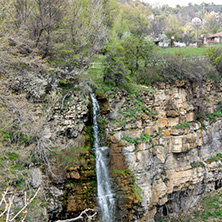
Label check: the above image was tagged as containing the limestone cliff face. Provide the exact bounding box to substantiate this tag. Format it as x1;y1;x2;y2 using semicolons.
100;81;222;221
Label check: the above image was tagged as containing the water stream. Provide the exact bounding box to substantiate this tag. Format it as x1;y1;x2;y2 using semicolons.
90;92;115;222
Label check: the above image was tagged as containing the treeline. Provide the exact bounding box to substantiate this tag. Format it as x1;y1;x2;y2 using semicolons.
0;0;153;68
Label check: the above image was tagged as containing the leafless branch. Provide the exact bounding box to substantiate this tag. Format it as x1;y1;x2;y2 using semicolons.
0;187;41;221
0;187;8;208
9;187;41;221
55;208;97;222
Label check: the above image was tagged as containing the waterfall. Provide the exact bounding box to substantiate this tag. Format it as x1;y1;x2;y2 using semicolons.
90;92;115;222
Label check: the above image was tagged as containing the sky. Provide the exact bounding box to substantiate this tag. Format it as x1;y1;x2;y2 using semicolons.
142;0;222;7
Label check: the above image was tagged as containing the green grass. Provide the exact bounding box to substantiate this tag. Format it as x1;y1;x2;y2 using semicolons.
158;45;222;57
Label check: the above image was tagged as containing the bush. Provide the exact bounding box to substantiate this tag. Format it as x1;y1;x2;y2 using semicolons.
205;47;222;74
156;54;219;83
135;53;220;85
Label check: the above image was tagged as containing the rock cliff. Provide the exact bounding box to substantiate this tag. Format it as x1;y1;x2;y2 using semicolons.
3;77;222;221
99;80;222;221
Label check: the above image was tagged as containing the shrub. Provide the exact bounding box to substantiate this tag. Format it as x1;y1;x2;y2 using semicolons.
205;47;222;74
154;54;220;83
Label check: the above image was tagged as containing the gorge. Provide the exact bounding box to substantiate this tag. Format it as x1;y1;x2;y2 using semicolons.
49;80;222;221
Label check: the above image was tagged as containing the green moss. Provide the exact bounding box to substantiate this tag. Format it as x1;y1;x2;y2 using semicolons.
85;126;93;147
112;169;142;201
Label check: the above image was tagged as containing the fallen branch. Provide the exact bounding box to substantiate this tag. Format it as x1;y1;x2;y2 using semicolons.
9;187;41;221
0;187;41;221
6;196;14;222
0;187;8;207
55;208;97;222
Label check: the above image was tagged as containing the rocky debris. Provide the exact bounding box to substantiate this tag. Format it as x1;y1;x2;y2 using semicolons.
47;186;64;216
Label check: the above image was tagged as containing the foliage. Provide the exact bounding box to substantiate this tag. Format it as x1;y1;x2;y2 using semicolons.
163;177;170;183
205;47;222;74
52;146;93;168
122;133;152;145
103;35;158;85
155;54;220;83
122;136;139;145
206;110;222;122
199;162;206;168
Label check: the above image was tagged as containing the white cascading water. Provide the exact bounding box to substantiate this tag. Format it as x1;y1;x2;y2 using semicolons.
90;92;115;222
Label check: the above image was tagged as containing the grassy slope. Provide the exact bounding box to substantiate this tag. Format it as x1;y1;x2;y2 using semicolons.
158;45;222;57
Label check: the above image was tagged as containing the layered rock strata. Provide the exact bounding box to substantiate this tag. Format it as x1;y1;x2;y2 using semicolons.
100;81;222;221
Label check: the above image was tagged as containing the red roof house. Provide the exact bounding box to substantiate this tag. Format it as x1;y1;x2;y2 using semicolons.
208;32;222;43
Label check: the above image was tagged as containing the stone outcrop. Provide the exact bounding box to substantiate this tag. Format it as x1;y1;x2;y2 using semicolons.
50;92;90;147
100;81;222;221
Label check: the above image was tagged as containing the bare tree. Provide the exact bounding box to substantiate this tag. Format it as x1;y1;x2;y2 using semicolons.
65;0;107;68
0;187;41;222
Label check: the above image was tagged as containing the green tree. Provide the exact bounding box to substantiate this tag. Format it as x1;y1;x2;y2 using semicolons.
120;4;150;36
103;35;157;85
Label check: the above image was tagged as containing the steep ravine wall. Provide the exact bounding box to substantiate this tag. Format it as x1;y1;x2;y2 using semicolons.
99;81;222;221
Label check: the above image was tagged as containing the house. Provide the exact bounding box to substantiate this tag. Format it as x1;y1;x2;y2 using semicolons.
208;32;222;44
